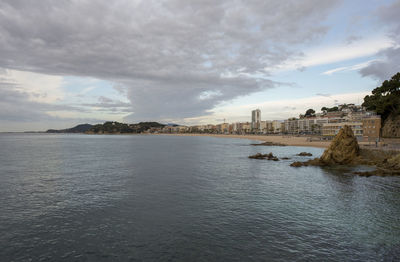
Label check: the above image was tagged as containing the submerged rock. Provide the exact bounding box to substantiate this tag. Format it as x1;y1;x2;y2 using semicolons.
290;161;304;167
249;153;268;159
319;125;360;165
353;171;376;177
290;158;322;167
297;152;313;156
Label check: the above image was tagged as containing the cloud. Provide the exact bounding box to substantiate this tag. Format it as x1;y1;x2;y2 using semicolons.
316;93;331;97
80;96;132;113
0;74;125;131
270;36;393;73
359;1;400;80
322;60;375;75
79;86;98;96
0;81;88;123
360;47;400;80
0;0;341;122
345;35;362;45
0;68;64;103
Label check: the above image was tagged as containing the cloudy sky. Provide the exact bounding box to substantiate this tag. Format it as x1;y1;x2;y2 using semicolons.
1;0;399;131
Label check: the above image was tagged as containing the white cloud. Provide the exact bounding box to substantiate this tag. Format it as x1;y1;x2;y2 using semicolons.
46;110;129;122
322;60;376;75
272;36;393;73
79;86;98;95
0;69;64;103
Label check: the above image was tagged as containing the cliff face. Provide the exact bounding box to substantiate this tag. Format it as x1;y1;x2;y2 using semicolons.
319;125;360;165
382;114;400;138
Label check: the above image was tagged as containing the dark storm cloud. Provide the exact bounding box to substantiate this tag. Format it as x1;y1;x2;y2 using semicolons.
360;1;400;80
0;0;340;120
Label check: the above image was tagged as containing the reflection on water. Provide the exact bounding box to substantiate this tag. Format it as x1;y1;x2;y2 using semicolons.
0;133;400;261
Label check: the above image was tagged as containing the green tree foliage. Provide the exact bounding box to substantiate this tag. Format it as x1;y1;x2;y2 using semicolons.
88;121;165;134
321;106;339;113
362;72;400;122
305;108;315;117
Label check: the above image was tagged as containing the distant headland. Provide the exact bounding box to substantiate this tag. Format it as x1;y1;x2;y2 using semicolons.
46;122;167;134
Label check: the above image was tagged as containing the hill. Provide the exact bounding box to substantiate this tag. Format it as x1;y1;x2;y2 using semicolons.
46;124;93;133
86;121;165;134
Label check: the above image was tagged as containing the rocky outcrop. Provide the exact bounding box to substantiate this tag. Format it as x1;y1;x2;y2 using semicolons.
251;141;287;146
382;114;400;138
290;158;321;167
288;125;400;176
319;125;360;165
249;152;279;161
290;125;360;167
297;152;312;156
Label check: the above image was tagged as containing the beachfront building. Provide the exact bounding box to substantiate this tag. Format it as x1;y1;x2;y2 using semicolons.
216;123;229;134
175;126;188;133
280;122;286;133
293;117;330;135
322;122;363;139
298;118;311;134
362;116;381;140
272;120;282;133
260;121;267;133
161;125;188;133
238;122;251;134
284;118;299;134
251;109;261;131
260;120;273;134
231;123;238;134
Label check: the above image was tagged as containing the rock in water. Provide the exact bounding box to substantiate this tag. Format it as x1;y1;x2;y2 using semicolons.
297;152;313;156
320;125;360;165
249;152;280;161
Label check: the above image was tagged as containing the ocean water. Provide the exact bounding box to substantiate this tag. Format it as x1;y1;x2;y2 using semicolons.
1;133;400;261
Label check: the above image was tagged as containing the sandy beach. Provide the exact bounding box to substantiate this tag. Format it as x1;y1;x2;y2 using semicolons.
156;133;331;148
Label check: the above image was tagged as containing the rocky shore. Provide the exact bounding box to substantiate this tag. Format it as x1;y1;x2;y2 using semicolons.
289;125;400;176
250;141;287;146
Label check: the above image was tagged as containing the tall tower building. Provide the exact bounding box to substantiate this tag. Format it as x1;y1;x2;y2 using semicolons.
251;109;261;130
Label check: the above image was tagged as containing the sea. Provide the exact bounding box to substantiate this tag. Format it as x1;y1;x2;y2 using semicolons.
1;133;400;261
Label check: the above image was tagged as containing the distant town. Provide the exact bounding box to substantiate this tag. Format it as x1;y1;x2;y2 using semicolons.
45;103;370;141
156;104;380;141
45;103;381;142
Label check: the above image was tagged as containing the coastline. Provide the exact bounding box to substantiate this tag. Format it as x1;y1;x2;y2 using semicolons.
154;133;331;148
